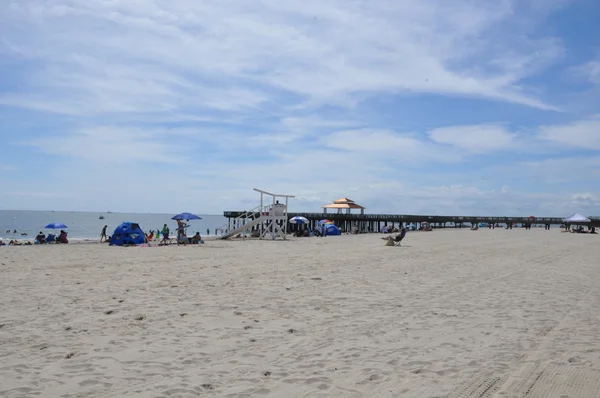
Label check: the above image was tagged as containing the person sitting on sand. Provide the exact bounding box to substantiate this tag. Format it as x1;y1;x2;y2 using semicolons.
177;230;187;245
57;230;69;244
191;232;203;244
381;227;406;245
9;239;21;246
35;231;46;244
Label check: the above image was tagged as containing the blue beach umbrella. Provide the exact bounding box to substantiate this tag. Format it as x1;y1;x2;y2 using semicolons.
45;223;68;229
289;216;308;224
171;213;202;221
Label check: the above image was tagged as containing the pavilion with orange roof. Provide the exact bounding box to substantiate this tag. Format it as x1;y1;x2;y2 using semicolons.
322;197;366;215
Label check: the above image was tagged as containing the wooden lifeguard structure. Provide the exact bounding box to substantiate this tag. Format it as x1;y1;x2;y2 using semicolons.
219;188;295;240
255;188;295;240
322;197;366;215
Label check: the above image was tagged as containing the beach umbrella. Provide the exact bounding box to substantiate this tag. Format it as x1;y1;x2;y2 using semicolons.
45;223;68;229
289;216;309;224
171;212;202;221
317;219;333;225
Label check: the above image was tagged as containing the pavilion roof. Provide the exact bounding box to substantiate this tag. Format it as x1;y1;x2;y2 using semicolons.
322;197;366;209
332;197;355;204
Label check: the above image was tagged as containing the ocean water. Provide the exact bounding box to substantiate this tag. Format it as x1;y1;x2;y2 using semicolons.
0;210;228;241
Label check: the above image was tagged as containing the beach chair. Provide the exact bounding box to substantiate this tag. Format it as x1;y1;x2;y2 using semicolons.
384;229;406;246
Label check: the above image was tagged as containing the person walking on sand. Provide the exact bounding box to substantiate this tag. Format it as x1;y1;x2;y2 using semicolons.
100;225;108;242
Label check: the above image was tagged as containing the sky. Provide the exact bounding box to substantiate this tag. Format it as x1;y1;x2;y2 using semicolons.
0;0;599;216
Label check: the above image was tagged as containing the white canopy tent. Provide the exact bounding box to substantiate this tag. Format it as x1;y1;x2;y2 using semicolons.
563;213;591;223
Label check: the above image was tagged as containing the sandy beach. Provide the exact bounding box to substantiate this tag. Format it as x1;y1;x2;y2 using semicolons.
1;229;600;397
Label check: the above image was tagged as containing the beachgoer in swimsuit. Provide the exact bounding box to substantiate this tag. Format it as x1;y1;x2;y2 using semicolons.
100;225;108;242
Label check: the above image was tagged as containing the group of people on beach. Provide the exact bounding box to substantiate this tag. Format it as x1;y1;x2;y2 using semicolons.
169;220;204;245
1;229;68;245
563;224;597;234
4;229;28;236
34;230;68;244
99;220;204;245
0;239;32;246
30;230;68;244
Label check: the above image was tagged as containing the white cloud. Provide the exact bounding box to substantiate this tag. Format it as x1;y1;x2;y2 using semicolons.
488;156;600;184
354;183;598;217
21;126;193;163
322;129;424;153
572;58;600;85
2;0;598;217
571;192;600;208
428;124;517;153
0;0;563;119
6;116;600;214
537;117;600;150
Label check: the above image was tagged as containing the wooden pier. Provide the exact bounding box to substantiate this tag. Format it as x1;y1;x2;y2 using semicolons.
223;211;582;232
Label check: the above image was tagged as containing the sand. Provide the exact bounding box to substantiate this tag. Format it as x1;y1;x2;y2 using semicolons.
1;229;600;397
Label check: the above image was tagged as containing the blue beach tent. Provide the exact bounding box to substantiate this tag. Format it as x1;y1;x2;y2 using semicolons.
325;224;341;236
109;222;146;246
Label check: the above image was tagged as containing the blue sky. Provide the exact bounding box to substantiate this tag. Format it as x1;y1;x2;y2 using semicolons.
0;0;599;216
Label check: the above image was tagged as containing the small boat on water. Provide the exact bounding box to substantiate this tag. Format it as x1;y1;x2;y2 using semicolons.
99;215;105;220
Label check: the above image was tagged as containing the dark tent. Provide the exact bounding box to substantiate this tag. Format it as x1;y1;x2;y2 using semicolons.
109;222;146;246
325;224;341;236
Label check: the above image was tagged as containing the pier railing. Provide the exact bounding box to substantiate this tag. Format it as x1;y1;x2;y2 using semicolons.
223;211;567;224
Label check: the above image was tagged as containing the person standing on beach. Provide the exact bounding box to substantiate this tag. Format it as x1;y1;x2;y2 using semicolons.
161;224;170;243
100;225;108;242
207;228;210;236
